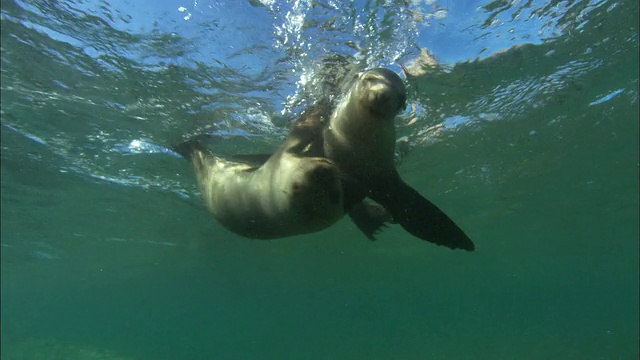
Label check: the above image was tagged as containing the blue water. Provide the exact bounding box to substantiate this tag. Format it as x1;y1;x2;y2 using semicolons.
1;0;638;359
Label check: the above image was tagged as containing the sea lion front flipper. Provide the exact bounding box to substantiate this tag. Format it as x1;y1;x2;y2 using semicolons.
370;171;475;251
348;201;395;241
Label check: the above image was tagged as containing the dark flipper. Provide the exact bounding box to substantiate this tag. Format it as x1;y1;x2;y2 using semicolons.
172;135;214;159
231;154;272;166
175;139;271;168
348;201;396;241
370;171;475;251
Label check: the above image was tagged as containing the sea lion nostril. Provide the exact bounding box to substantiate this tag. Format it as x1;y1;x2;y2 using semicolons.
400;95;407;110
328;188;342;203
292;181;303;192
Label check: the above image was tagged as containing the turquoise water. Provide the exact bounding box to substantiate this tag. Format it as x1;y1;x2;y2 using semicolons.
1;0;638;359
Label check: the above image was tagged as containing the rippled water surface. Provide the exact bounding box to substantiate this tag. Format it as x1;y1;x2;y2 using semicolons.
1;0;638;359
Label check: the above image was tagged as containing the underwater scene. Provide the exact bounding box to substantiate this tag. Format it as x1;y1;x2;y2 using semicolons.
1;0;638;359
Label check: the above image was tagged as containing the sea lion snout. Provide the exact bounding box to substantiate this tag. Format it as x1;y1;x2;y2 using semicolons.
358;68;407;115
291;161;344;222
309;163;336;183
290;160;342;202
313;167;342;202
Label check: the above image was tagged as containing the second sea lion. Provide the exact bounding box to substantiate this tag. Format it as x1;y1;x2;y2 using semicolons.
173;116;344;239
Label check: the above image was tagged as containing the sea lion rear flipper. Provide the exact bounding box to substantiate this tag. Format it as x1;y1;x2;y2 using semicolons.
348;201;395;241
370;171;475;251
172;135;213;159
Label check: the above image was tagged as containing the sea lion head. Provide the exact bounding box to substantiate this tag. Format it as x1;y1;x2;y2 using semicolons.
325;68;407;172
288;157;344;226
350;68;407;120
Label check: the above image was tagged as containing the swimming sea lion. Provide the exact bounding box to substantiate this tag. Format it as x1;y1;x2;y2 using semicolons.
173;116;344;239
230;106;397;241
324;68;474;250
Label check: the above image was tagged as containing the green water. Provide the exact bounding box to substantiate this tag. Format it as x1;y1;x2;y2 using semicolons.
1;0;638;359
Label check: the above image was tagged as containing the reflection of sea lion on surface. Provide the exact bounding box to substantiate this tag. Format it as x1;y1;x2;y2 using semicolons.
173;115;344;239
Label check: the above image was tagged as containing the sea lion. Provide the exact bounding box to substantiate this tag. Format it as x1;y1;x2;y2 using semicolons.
323;68;475;250
173;116;344;239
